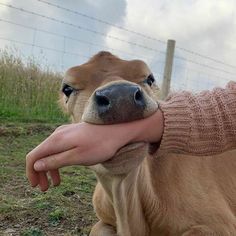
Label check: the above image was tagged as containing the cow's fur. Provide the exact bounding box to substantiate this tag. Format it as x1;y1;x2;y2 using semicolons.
61;51;236;236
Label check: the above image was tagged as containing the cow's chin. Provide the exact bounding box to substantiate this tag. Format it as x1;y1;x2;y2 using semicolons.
89;142;148;175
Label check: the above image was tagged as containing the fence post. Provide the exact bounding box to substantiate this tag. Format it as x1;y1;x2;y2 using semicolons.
161;39;176;99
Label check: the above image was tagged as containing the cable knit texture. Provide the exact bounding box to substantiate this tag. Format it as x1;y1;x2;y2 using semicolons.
159;81;236;156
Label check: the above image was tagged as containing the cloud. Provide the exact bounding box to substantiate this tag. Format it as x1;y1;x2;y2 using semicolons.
105;0;236;90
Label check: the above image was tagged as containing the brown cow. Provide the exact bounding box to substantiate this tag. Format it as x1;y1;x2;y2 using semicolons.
61;51;236;236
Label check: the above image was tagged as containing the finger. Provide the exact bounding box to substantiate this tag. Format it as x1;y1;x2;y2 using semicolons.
33;147;80;171
33;144;112;172
38;171;49;192
49;169;61;186
27;125;79;162
26;155;39;187
26;124;79;186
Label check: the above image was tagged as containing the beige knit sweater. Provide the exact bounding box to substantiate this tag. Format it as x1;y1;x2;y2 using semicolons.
159;81;236;156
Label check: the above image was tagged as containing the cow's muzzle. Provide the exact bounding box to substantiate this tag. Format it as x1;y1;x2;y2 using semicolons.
94;83;146;123
82;81;158;124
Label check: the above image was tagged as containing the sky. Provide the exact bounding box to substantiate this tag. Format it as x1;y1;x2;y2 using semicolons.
0;0;236;91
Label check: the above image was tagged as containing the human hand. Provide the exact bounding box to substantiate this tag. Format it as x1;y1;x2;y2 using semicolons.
26;122;134;191
26;110;164;191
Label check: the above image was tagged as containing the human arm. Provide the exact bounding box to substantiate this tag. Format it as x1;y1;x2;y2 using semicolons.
156;81;236;155
26;114;163;191
26;81;236;191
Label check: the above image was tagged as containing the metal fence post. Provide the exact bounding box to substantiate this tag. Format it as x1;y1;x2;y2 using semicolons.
161;39;176;99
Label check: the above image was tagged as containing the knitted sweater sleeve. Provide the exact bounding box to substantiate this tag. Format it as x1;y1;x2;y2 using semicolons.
158;81;236;156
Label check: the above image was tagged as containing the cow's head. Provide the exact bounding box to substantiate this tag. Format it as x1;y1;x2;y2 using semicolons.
60;51;159;175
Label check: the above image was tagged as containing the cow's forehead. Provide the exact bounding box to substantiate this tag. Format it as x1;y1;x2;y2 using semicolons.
64;51;151;86
88;51;120;63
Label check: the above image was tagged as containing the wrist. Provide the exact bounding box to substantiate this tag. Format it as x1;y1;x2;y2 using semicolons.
128;109;164;144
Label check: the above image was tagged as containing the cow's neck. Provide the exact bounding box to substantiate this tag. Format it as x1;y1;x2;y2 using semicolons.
95;157;160;236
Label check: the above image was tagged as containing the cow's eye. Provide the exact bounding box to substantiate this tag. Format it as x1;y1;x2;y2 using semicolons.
62;84;74;97
144;74;155;86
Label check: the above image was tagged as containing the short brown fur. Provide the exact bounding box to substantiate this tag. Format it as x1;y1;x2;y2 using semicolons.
61;52;236;236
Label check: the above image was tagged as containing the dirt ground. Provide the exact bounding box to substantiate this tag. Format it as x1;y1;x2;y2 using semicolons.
0;123;97;236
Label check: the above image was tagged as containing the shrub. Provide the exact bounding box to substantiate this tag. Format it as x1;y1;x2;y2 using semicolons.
0;48;68;123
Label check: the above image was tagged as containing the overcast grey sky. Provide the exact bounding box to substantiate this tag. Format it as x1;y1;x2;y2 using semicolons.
0;0;235;91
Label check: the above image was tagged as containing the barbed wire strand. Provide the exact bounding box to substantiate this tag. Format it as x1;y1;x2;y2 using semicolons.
0;36;164;77
175;46;236;70
0;36;89;59
0;3;167;55
36;0;166;45
174;55;236;76
174;63;231;82
0;18;159;61
36;0;236;70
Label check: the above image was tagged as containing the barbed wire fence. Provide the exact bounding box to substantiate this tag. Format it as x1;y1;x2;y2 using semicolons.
0;0;235;97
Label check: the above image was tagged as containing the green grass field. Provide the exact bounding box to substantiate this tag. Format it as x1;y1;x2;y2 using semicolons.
0;50;97;235
0;123;97;235
0;50;68;123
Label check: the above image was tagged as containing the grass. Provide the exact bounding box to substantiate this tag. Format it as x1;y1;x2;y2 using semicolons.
0;123;97;235
0;49;68;123
21;227;44;236
0;49;98;235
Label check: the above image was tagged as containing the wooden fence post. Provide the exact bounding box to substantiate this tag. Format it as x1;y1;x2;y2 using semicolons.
161;39;176;99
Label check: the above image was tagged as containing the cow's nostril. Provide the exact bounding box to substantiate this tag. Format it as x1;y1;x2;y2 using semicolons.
95;93;110;107
134;88;142;101
134;88;144;106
